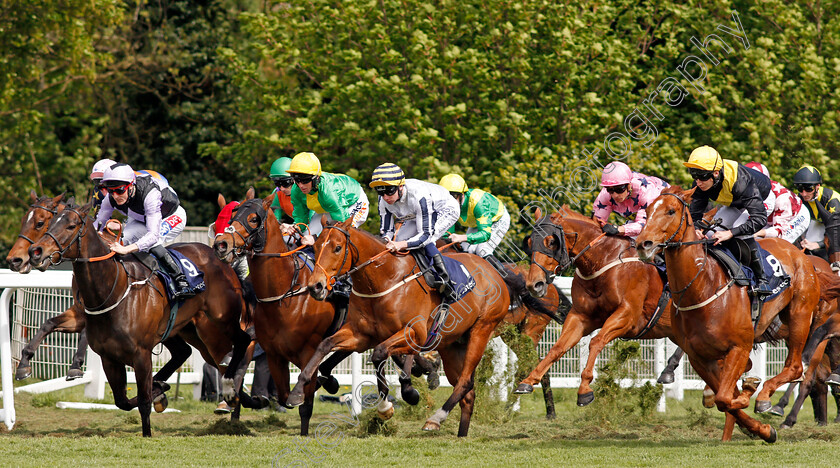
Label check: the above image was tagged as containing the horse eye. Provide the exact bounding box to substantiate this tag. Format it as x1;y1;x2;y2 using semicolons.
667;209;675;215
249;216;259;226
35;221;44;229
333;245;342;254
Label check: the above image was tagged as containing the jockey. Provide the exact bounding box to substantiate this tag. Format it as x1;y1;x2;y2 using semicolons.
438;173;510;271
268;157;294;224
371;163;461;303
792;165;840;270
684;145;774;297
592;161;669;237
89;159;116;216
745;162;810;245
282;152;370;243
95;163;194;300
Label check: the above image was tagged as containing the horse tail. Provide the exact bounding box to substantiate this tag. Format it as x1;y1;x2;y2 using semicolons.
817;268;840;303
499;265;566;325
803;315;838;364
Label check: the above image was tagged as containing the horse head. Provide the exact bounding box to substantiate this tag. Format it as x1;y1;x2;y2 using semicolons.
28;198;93;269
526;208;573;298
7;191;67;273
636;186;696;261
308;218;355;301
212;187;272;261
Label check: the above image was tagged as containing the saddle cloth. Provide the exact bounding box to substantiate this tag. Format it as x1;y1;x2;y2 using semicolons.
709;245;790;302
154;249;207;301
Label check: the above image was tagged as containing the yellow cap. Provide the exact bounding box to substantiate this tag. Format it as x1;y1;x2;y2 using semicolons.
287;152;322;176
684;145;723;171
439;174;468;193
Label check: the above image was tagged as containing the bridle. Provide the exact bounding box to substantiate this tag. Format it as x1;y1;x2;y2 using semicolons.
529;217;573;284
314;225;360;291
17;201;59;246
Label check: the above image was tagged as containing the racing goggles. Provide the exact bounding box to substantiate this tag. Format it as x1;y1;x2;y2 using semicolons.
794;184;816;193
605;184;629;194
105;184;131;195
375;185;399;196
272;177;294;188
688;169;715;181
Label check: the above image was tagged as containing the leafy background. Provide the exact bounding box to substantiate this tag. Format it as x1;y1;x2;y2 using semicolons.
2;0;838;259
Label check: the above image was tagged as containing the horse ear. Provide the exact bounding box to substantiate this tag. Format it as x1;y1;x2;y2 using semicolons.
338;218;353;229
53;192;65;204
262;193;274;211
245;187;256;201
66;196;76;206
681;187;697;204
217;193;227;209
534;207;543;221
30;189;38;203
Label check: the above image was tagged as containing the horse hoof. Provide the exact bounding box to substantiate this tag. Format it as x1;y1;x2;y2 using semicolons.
743;376;761;393
377;406;395;421
220;378;235;402
286;391;305;408
15;366;32;381
317;375;340;395
702;389;716;408
402;388;420;406
422;420;441;431
545;412;556;420
779;423;791;430
765;427;777;444
826;373;840;387
768;405;785;417
513;383;534;394
66;368;84;381
577;391;595;407
214;401;232;414
755;400;772;414
427;371;440;391
153;393;168;413
657;372;674;384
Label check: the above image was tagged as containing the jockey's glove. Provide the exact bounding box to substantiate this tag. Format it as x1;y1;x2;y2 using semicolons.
602;224;619;236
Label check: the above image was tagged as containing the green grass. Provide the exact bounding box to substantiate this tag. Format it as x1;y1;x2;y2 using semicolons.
3;383;840;467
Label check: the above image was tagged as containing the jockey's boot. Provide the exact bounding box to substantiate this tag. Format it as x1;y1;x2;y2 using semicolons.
151;244;195;301
482;254;508;277
431;254;459;303
749;248;773;299
327;277;351;317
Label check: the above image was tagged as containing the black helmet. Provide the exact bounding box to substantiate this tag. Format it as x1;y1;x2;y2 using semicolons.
792;165;822;185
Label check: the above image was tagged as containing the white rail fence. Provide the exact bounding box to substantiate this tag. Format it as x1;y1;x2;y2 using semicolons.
1;266;787;431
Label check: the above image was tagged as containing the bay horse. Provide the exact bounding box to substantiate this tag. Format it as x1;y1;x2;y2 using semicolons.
515;206;677;407
27;200;252;437
212;189;356;436
635;187;829;442
7;192;248;415
284;218;519;437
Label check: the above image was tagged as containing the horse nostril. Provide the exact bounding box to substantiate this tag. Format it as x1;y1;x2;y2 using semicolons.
642;240;653;249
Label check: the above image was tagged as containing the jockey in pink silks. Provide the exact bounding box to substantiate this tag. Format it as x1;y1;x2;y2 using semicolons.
592;161;670;238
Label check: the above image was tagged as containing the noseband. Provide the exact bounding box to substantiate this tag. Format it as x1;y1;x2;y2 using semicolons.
530;217;572;283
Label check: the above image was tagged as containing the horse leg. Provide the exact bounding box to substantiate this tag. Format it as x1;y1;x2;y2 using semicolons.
540;373;556;419
299;375;319;436
811;377;829;426
423;322;497;436
100;356;131;411
369;348;397;420
755;311;812;412
266;354;290;406
397;355;420;406
780;382;810;428
832;385;840;423
288;328;368;407
457;384;477;437
576;309;637;406
16;306;86;380
66;329;88;380
769;383;796;417
317;350;351;395
657;346;684;384
514;312;593;393
133;349;155;437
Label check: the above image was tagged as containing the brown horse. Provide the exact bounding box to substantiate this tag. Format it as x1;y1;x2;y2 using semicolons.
515;206;676;407
212;189;354;435
284;219;514;436
635;187;830;441
771;337;840;428
27;200;252;437
7;192;245;413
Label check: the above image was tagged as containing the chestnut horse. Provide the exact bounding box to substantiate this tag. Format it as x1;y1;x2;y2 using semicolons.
27;200;252;436
515;206;676;406
7;192;249;413
285;219;515;436
635;187;828;442
212;190;355;435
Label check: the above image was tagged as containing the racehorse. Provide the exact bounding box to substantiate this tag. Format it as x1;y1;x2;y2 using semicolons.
515;206;676;407
212;189;356;435
7;192;249;415
770;337;840;428
635;187;830;442
27;199;252;437
284;218;520;436
440;240;571;419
